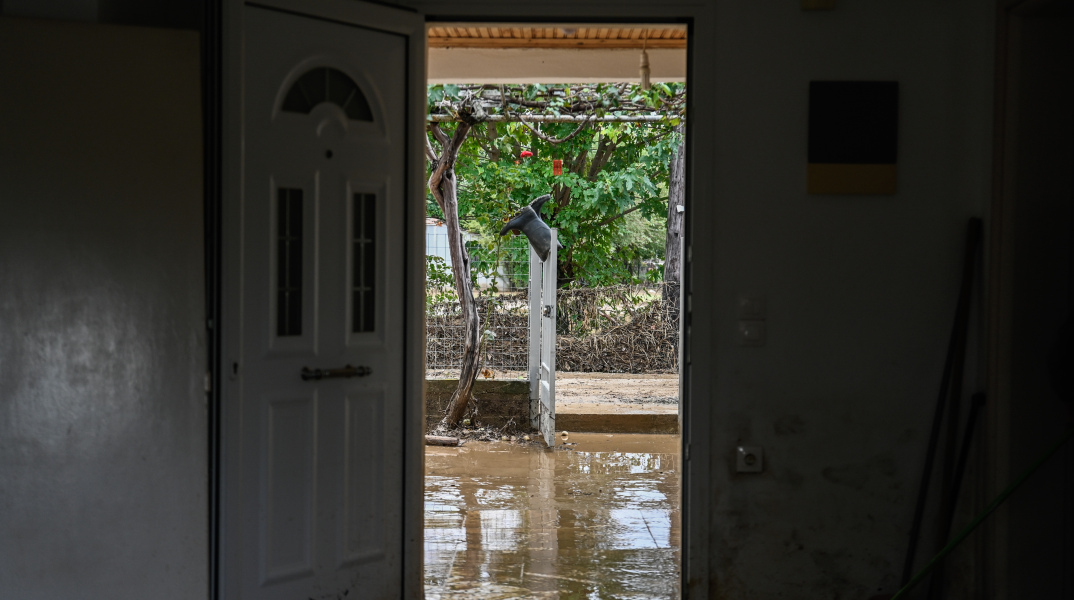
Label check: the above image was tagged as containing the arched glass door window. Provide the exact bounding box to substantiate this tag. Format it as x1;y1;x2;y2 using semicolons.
281;67;373;121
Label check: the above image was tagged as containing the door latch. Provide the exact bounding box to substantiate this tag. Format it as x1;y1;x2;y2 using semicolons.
300;364;372;381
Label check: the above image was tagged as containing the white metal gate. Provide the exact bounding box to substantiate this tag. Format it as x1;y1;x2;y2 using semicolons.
528;230;558;447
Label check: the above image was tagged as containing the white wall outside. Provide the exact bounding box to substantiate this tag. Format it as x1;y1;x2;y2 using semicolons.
428;47;685;84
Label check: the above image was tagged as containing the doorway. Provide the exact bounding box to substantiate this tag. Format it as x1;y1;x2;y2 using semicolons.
420;21;688;598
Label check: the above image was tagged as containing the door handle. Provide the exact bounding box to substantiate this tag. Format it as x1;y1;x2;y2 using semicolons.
300;364;372;381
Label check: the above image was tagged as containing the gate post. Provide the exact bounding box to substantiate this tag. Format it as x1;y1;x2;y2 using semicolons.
528;230;558;447
528;246;541;430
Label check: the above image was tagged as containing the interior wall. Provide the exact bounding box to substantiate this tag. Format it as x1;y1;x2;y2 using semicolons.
1000;12;1074;598
1;0;203;29
408;0;997;597
707;2;994;596
0;18;207;599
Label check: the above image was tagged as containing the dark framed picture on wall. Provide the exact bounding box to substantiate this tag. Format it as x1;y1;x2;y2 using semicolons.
808;80;899;195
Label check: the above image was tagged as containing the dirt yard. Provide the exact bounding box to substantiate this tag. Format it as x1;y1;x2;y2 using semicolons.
555;372;678;405
426;370;679;412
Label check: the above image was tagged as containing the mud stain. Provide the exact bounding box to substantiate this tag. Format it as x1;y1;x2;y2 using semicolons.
774;415;806;435
822;456;898;490
778;468;805;489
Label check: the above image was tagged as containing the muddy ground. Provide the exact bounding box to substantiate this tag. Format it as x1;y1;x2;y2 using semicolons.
425;371;679;406
555;372;679;405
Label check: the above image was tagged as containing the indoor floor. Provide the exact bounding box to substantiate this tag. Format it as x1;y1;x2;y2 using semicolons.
424;433;681;599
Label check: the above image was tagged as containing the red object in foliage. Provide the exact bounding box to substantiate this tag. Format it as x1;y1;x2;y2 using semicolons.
520;150;533;159
553;159;563;176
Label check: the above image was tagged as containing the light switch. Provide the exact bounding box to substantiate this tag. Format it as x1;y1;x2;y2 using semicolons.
737;295;766;319
736;446;764;473
738;320;766;346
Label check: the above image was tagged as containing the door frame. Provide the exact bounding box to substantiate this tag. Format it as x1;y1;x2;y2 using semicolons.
988;1;1074;596
219;0;427;597
415;6;715;597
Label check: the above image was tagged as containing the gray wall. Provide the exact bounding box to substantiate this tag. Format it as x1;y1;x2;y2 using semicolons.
0;18;207;599
704;2;994;597
411;0;999;596
2;0;202;29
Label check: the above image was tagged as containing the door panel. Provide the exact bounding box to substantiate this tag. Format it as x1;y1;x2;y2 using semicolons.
231;5;407;598
261;394;317;584
342;386;386;563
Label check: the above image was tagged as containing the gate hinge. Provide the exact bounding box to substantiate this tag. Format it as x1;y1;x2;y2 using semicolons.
542;304;554;317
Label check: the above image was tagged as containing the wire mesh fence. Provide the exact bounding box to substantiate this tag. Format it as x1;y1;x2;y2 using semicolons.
425;239;680;376
426;226;532;376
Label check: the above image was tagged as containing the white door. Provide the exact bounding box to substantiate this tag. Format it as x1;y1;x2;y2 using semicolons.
227;4;414;598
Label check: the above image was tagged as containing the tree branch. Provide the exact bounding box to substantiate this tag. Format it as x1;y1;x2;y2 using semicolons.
430;122;450;147
425;134;438;163
588;136;616;181
427;124;452;213
593;202;645;229
483;122;500;162
516;115;594;144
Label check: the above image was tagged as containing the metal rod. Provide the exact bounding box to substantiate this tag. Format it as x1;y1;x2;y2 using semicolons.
893;427;1074;600
901;218;982;586
927;392;986;599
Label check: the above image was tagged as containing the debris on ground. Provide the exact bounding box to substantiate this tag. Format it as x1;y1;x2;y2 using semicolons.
427;417;545;447
424;435;460;447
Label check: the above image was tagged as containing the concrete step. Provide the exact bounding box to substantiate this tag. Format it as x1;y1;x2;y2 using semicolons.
556;412;679;434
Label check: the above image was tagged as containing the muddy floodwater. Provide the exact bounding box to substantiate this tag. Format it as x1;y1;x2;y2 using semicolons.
424;433;681;599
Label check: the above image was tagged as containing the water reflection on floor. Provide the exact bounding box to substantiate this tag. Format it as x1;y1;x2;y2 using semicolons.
424;433;681;599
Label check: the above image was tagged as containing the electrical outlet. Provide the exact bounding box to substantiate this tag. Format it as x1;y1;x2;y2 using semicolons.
736;446;764;473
